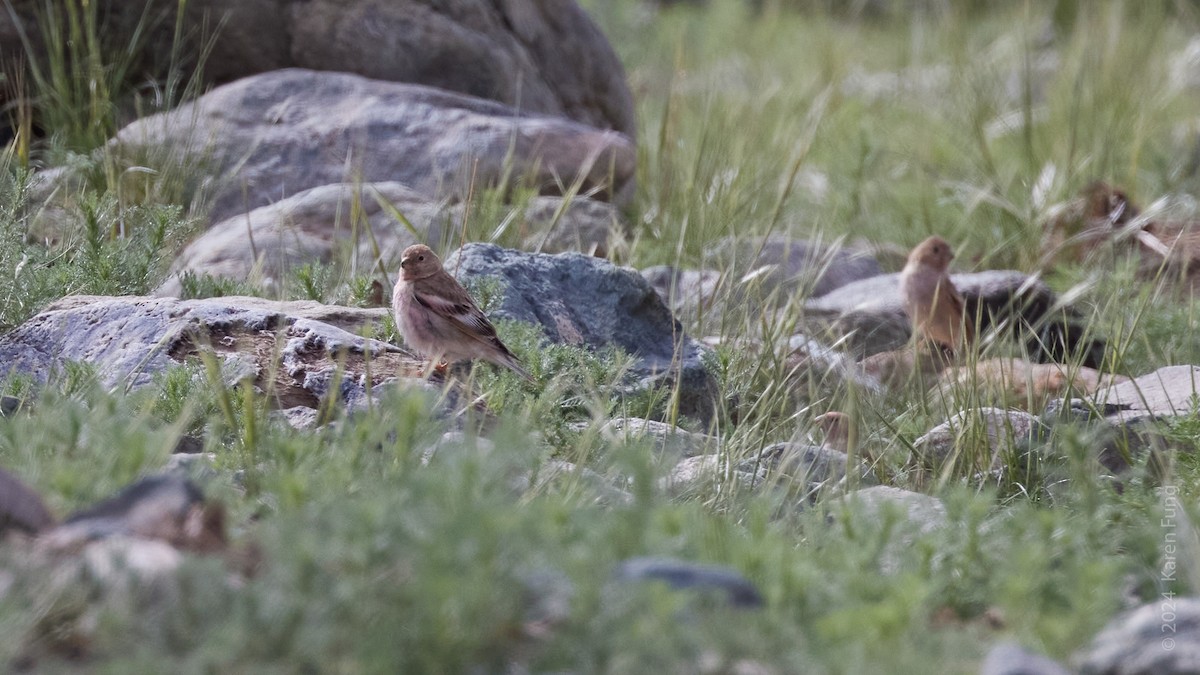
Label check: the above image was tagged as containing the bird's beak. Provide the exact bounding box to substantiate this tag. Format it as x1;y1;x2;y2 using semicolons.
400;257;410;269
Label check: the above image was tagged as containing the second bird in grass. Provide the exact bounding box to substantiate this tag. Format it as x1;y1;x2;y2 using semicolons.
899;235;974;355
392;244;535;382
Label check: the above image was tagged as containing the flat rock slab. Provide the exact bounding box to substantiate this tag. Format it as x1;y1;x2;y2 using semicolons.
0;295;427;410
804;270;1104;366
155;182;623;296
445;244;719;424
109;69;636;223
1089;365;1200;423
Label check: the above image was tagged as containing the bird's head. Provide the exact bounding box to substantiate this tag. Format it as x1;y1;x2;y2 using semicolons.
814;411;850;452
399;244;441;280
909;235;955;270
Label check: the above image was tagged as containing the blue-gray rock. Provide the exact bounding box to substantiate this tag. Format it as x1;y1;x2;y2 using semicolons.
108;69;636;224
612;557;764;608
444;244;719;424
982;642;1071;675
805;270;1105;366
1075;598;1200;674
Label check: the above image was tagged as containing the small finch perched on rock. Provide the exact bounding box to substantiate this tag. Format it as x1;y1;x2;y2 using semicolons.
899;236;974;355
392;244;535;382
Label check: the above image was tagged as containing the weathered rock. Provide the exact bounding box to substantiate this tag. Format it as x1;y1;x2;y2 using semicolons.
665;439;874;502
1041;366;1200;468
661;454;729;495
156;182;447;296
1085;365;1200;425
444;244;719;423
420;431;497;465
939;358;1126;412
982;642;1072;675
642;238;881;331
42;476;226;554
0;396;19;416
582;417;717;458
105;69;635;225
519;196;625;258
837;487;948;574
839;486;947;535
80;536;186;585
611;557;765;608
913;408;1047;472
513;459;633;506
156;183;624;296
1075;598;1200;674
162;452;217;478
708;235;883;299
1;0;635;138
738;442;875;494
0;468;55;536
804;270;1105;366
642;266;722;319
0;295;429;411
698;333;884;394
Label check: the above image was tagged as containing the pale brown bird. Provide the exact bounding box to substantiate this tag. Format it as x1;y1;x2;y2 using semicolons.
814;412;850;453
899;236;974;355
392;244;535;382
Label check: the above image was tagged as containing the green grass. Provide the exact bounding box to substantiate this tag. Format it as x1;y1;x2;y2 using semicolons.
3;0;1200;671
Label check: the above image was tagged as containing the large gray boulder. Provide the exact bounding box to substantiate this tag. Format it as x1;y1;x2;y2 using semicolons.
444;244;719;424
154;182;623;296
804;270;1105;366
1075;598;1200;674
106;69;635;225
1;0;635;139
0;295;426;410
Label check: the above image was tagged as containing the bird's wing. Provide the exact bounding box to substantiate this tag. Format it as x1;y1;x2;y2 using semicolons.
411;275;504;346
946;282;975;343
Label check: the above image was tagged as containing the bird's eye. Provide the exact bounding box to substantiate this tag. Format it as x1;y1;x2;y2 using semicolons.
418;255;425;261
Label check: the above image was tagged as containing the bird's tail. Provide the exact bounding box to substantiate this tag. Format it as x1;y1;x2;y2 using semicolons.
500;353;537;384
